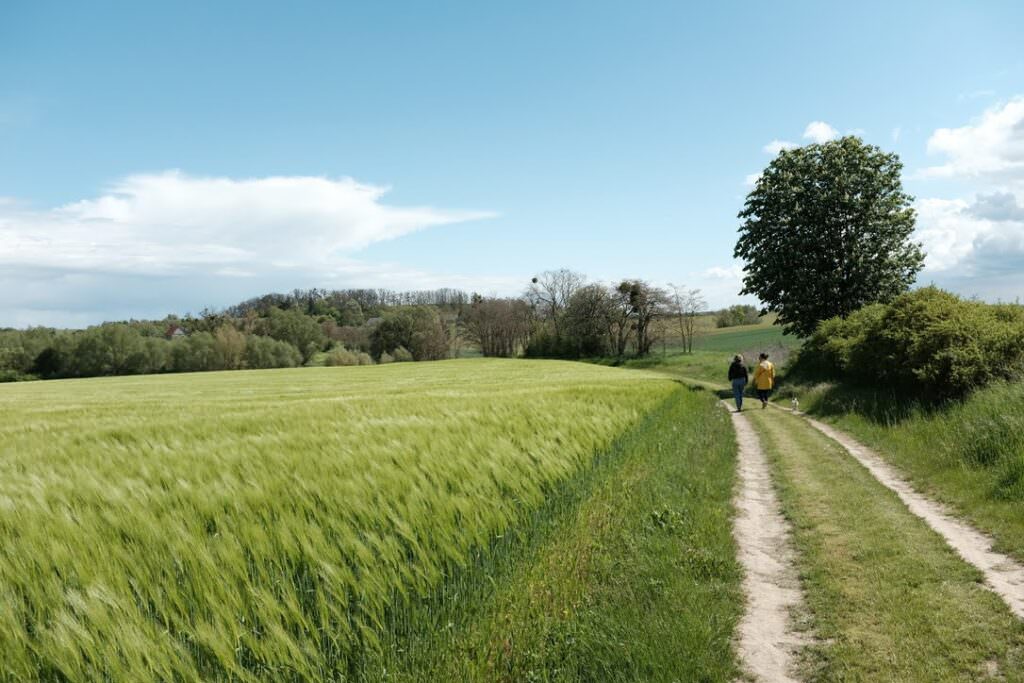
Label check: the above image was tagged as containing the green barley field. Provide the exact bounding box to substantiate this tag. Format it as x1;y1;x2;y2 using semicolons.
0;359;730;681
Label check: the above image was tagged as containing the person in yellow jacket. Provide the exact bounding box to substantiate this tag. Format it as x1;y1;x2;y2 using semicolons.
753;352;775;409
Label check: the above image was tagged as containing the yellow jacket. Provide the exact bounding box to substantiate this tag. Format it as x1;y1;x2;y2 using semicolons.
753;360;775;390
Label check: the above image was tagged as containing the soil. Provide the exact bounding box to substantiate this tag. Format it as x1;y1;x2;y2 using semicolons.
727;404;808;682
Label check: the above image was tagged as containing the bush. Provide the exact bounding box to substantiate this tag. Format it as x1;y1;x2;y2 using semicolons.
370;307;449;361
245;336;302;369
793;287;1024;400
325;347;375;367
715;305;761;328
265;307;328;363
392;346;413;362
523;328;578;359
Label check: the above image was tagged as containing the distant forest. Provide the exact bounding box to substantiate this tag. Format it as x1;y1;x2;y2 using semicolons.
0;271;759;382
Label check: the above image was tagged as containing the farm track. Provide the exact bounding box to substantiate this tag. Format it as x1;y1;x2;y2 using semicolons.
674;372;1024;678
791;408;1024;620
725;402;807;682
676;371;1024;622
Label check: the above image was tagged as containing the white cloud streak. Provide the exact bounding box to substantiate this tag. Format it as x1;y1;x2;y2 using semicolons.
0;171;494;276
0;172;499;326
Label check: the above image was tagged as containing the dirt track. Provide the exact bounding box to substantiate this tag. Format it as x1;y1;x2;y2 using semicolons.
727;404;807;682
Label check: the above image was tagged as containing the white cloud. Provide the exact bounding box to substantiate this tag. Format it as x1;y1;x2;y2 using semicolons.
743;172;761;188
914;194;1024;276
921;97;1024;179
0;171;500;326
675;263;758;310
909;97;1024;295
891;127;902;142
0;171;494;276
914;197;984;271
702;264;745;280
802;121;839;144
763;139;796;155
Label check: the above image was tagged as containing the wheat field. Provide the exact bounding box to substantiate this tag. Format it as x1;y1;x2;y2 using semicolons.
0;359;674;681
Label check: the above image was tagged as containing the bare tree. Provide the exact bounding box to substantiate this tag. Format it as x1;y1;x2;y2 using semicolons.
667;283;707;353
619;280;668;356
525;269;586;337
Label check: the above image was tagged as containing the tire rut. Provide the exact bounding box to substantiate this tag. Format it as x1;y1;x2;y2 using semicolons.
726;403;808;682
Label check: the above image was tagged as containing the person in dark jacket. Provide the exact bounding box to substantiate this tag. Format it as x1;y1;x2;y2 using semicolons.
728;354;748;412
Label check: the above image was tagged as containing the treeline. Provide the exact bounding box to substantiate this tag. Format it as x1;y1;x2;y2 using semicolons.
791;287;1024;400
0;320;305;381
1;275;714;382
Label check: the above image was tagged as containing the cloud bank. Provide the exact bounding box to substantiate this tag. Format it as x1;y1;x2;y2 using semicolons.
0;172;497;326
912;98;1024;296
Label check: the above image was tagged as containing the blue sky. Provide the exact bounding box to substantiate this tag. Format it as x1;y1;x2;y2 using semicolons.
2;1;1023;327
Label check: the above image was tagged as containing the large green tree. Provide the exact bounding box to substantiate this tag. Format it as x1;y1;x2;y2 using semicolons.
734;136;924;337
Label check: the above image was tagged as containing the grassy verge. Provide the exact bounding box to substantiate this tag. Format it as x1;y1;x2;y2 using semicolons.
746;407;1024;681
777;380;1024;562
385;385;743;682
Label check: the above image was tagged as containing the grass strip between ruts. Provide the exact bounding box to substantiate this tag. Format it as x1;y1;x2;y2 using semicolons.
785;381;1024;563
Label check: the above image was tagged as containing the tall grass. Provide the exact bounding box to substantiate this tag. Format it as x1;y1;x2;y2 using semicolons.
0;359;674;680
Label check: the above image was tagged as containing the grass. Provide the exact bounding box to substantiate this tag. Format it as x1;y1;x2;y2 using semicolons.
386;385;742;682
746;407;1024;681
619;322;798;391
0;359;674;680
778;380;1024;562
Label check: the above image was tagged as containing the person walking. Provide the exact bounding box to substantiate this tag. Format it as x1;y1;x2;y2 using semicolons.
728;354;748;412
753;352;775;409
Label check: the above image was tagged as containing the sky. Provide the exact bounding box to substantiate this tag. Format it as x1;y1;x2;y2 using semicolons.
2;1;1024;327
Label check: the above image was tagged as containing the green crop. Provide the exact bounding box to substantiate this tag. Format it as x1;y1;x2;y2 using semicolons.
0;359;673;681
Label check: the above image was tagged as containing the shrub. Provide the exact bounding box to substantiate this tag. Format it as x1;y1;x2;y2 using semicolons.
265;307;328;363
325;347;374;367
715;305;761;328
793;287;1024;400
245;336;302;369
392;346;413;362
370;307;449;361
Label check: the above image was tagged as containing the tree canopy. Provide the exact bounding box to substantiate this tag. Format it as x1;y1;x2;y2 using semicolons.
735;136;924;337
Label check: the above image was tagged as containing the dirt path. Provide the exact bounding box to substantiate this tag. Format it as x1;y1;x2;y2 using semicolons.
796;412;1024;620
726;403;807;682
